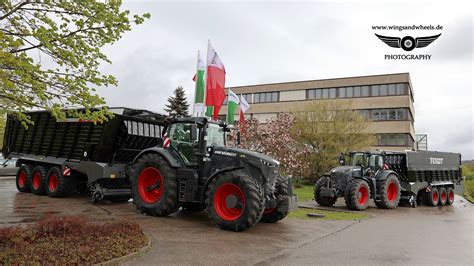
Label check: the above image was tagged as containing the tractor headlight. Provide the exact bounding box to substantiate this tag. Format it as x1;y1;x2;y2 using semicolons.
260;159;279;167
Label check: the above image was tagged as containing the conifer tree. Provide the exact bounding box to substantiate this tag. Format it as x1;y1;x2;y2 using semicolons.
164;87;190;117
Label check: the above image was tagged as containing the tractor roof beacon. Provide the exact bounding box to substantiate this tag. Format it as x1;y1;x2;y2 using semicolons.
130;116;298;231
314;150;463;211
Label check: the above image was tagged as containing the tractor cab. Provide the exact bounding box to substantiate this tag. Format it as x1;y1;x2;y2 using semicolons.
348;151;385;174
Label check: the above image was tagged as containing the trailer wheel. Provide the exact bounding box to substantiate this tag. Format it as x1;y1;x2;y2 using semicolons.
438;187;447;206
314;176;337;207
46;167;71;198
424;187;439;206
375;174;400;209
131;153;180;216
260;176;290;223
344;179;370;211
446;187;455;205
30;166;48;195
206;171;264;231
16;165;33;193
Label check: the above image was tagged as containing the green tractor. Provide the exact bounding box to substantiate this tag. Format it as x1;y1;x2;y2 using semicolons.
130;117;297;231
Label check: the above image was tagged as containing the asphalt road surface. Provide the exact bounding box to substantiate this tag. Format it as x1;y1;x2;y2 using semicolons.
0;177;472;265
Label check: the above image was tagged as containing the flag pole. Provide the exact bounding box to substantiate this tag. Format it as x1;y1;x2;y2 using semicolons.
204;39;210;119
193;50;200;117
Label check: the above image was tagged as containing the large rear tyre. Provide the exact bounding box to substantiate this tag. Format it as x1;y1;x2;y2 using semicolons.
424;187;439;206
260;176;290;223
314;176;337;207
446;187;455;205
375;174;401;209
16;165;33;193
206;171;264;231
438;187;447;206
30;166;48;195
344;179;370;211
131;153;180;216
46;167;72;198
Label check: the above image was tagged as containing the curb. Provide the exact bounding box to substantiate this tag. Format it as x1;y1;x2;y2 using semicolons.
97;235;152;266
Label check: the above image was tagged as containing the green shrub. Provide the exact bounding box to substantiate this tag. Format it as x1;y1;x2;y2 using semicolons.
0;216;148;264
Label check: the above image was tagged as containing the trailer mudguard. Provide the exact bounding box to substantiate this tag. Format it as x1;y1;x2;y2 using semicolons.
132;147;182;168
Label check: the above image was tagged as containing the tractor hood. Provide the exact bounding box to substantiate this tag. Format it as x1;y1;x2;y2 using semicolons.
220;147;280;166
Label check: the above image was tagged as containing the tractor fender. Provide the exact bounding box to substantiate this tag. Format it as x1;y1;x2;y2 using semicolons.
132;147;182;168
376;170;399;181
199;167;246;202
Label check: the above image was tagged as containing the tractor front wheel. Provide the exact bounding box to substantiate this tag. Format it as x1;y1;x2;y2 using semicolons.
260;176;290;223
206;171;264;231
131;153;180;216
314;176;337;207
344;179;370;211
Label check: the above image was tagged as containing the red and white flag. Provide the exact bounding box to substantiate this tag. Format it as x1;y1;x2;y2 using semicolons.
205;42;226;120
240;95;249;132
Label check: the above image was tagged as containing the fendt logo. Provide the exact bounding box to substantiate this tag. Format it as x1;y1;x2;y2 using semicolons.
375;34;441;52
430;157;444;165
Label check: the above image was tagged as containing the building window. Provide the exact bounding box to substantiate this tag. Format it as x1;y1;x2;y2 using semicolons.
369;108;410;121
339;87;346;98
372;85;380;96
354;86;361;97
329;88;336;98
242;93;252;103
322;88;329;99
254;91;279;103
346;86;353;97
380;84;388;96
361;86;370;97
396;83;406;95
376;134;413;147
388;84;396;95
307;89;315;99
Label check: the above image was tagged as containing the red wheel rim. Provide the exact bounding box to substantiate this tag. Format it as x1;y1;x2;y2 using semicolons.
32;172;41;190
387;182;397;202
48;174;58;192
441;191;446;202
264;208;276;215
357;186;369;205
138;167;163;204
448;191;454;202
432;191;438;202
18;170;27;188
214;183;246;221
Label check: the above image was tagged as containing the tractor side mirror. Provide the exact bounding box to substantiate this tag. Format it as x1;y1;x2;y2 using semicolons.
190;124;197;141
237;131;241;145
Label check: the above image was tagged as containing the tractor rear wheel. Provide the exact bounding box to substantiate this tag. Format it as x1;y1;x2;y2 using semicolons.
375;174;400;209
206;171;264;231
344;179;370;211
314;176;337;207
446;187;455;205
260;176;290;223
438;187;447;206
131;153;179;216
46;167;72;198
16;165;33;193
424;187;439;206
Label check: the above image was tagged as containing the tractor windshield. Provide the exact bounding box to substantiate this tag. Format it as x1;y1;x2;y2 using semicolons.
205;123;225;147
350;153;369;167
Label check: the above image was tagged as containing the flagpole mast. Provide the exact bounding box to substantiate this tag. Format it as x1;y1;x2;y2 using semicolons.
204;39;210;120
193;50;200;117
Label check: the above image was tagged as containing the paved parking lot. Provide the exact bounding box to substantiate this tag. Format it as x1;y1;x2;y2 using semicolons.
1;177;472;265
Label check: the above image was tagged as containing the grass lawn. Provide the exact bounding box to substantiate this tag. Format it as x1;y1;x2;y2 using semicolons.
289;208;369;221
294;185;314;202
464;179;474;203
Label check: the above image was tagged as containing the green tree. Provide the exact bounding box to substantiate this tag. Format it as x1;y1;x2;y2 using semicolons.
0;112;5;149
293;100;375;181
0;0;150;124
164;86;190;117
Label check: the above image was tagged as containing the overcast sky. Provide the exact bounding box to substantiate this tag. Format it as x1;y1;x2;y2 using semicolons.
97;0;473;159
